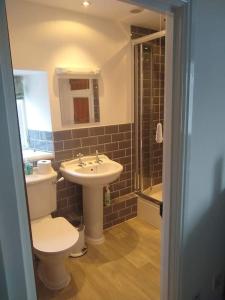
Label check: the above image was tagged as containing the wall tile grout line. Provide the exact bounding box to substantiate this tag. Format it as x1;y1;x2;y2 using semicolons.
51;123;134;226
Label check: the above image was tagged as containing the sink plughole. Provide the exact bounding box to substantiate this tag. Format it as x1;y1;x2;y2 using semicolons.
60;155;123;245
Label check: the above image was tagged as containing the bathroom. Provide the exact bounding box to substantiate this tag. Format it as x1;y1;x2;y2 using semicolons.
6;0;166;298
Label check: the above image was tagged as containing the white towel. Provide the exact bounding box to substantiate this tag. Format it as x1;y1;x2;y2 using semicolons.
155;123;163;144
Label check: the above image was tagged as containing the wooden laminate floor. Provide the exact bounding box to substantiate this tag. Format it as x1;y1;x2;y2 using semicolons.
37;218;160;300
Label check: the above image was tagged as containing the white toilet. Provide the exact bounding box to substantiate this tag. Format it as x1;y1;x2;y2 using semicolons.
26;167;79;290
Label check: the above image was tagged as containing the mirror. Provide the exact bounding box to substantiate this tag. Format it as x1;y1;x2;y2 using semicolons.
58;78;100;125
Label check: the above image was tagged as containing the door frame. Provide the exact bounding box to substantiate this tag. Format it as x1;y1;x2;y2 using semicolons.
0;1;37;299
123;0;192;299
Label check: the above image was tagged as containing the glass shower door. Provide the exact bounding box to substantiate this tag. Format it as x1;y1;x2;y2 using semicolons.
134;42;153;195
134;36;165;203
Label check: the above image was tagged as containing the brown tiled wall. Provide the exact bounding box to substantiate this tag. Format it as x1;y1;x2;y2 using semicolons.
52;123;133;225
151;37;165;186
93;79;100;122
103;193;137;229
52;177;83;225
131;26;164;188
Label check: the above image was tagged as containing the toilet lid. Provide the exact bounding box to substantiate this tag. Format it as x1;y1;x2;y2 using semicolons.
31;217;79;254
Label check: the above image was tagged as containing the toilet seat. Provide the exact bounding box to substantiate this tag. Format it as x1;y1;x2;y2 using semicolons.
31;217;79;254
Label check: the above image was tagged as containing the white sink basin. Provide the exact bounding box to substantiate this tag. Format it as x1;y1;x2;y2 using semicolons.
60;155;123;186
60;154;123;245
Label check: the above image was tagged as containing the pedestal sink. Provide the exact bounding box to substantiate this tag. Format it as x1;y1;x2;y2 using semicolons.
60;155;123;244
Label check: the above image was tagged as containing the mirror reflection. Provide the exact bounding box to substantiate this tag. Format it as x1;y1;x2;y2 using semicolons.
58;78;100;125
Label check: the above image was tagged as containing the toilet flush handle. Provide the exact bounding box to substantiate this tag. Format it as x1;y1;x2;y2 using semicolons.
54;177;65;184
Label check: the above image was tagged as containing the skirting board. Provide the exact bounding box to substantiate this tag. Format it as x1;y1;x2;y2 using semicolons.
137;197;161;229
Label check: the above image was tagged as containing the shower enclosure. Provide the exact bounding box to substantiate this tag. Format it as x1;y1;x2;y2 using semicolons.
132;28;165;203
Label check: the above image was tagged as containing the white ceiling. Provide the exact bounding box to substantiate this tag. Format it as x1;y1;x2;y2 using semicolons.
25;0;164;30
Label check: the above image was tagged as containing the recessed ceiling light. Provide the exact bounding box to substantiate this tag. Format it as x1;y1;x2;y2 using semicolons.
82;1;91;7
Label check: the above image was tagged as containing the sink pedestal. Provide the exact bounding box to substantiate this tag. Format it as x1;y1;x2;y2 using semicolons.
60;155;123;245
83;186;105;245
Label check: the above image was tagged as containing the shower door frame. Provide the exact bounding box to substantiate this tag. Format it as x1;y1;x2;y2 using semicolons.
133;31;165;204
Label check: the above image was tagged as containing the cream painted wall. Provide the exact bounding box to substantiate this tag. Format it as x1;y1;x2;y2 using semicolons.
6;0;132;131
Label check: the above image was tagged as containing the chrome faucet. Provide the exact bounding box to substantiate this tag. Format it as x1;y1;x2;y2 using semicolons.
77;153;85;167
95;150;102;164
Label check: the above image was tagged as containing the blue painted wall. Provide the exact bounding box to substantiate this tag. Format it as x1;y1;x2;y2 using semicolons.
0;242;8;299
182;0;225;299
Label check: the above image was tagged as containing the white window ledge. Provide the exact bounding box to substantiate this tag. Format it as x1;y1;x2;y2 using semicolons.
23;149;54;162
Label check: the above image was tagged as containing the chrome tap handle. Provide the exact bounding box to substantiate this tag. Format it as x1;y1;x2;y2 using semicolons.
95;150;103;163
77;153;84;166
